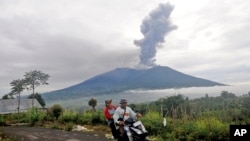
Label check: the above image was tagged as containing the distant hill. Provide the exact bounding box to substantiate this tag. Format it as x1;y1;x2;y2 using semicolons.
42;66;225;102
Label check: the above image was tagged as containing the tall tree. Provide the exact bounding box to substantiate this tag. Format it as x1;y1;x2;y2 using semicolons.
9;79;25;114
24;70;50;107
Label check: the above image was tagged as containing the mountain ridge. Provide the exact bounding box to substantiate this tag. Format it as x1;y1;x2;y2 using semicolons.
42;66;225;102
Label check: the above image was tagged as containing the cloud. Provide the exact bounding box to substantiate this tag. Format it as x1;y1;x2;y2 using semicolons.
1;0;250;97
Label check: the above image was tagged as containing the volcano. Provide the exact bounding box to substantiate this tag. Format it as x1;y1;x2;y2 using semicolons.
42;66;225;102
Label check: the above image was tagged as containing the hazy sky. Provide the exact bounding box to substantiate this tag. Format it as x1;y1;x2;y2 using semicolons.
1;0;250;97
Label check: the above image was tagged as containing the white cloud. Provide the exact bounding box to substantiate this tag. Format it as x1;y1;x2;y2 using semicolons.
1;0;250;97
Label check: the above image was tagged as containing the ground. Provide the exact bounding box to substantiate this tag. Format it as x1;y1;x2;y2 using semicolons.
1;126;113;141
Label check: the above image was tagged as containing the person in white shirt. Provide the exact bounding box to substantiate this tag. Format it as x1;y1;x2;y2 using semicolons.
113;99;141;140
113;99;141;126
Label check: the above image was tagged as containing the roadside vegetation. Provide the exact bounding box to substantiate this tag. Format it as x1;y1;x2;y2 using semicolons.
1;91;250;140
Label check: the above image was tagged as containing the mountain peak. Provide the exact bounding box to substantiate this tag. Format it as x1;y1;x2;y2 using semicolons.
43;66;225;102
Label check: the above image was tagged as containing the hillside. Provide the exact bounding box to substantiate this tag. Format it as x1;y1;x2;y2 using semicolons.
42;66;225;102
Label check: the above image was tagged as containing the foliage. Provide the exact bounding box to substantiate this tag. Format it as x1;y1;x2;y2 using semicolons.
76;111;105;125
26;107;46;126
2;94;14;99
9;79;26;114
27;93;46;107
0;115;5;126
49;104;63;120
1;90;250;140
64;122;75;131
221;91;237;99
9;79;26;95
140;111;163;135
88;98;97;111
59;110;78;123
172;117;229;140
24;70;50;107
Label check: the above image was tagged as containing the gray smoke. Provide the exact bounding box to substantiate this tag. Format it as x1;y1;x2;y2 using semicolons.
134;3;177;68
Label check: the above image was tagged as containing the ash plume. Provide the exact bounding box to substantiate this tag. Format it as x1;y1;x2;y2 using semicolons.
134;3;177;69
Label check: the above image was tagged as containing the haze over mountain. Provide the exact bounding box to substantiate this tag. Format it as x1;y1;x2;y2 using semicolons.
42;66;225;102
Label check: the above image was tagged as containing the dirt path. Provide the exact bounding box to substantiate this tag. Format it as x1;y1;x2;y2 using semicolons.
1;126;113;141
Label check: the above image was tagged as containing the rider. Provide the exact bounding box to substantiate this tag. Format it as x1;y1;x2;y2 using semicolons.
103;99;119;139
113;99;142;137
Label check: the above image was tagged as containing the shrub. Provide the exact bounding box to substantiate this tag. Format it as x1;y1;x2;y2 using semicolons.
4;112;27;124
49;104;63;120
64;122;74;131
26;107;45;126
170;116;229;141
77;112;92;125
140;111;163;135
59;110;78;123
0;115;6;126
76;111;105;125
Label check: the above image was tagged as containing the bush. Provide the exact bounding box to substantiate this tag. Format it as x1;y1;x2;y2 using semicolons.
91;111;104;125
4;112;27;124
26;107;45;126
64;122;74;131
140;111;163;135
59;110;78;123
76;112;92;125
76;111;105;125
169;116;229;141
48;104;63;120
0;115;6;126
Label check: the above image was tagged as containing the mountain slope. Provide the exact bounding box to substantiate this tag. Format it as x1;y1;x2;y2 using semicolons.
42;66;225;102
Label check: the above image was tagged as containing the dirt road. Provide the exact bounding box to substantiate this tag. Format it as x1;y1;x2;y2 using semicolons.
1;126;113;141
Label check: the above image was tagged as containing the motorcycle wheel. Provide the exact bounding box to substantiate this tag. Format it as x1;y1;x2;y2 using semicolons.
117;135;129;141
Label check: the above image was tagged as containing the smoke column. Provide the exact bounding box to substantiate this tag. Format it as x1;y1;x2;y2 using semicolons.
134;3;177;68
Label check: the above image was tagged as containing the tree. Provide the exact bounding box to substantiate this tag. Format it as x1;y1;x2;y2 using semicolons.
154;94;186;117
24;70;50;107
27;93;46;107
220;91;236;99
2;94;14;99
49;104;63;120
9;79;26;114
88;98;97;111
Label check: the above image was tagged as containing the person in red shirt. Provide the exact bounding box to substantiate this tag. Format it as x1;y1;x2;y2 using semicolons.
103;99;119;139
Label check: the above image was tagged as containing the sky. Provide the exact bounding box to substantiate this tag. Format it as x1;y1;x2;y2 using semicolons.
1;0;250;97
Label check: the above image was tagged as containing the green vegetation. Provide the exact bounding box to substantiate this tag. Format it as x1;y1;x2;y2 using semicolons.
27;93;46;107
24;70;50;107
130;91;250;140
88;98;97;111
1;91;250;140
9;79;26;114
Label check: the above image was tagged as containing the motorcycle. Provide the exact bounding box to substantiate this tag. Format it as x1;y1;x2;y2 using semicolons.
117;118;149;141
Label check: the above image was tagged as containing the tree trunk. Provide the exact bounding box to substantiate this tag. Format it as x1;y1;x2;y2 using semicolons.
17;93;20;114
32;84;35;107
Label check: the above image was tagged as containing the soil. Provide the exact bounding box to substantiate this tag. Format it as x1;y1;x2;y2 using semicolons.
1;126;113;141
